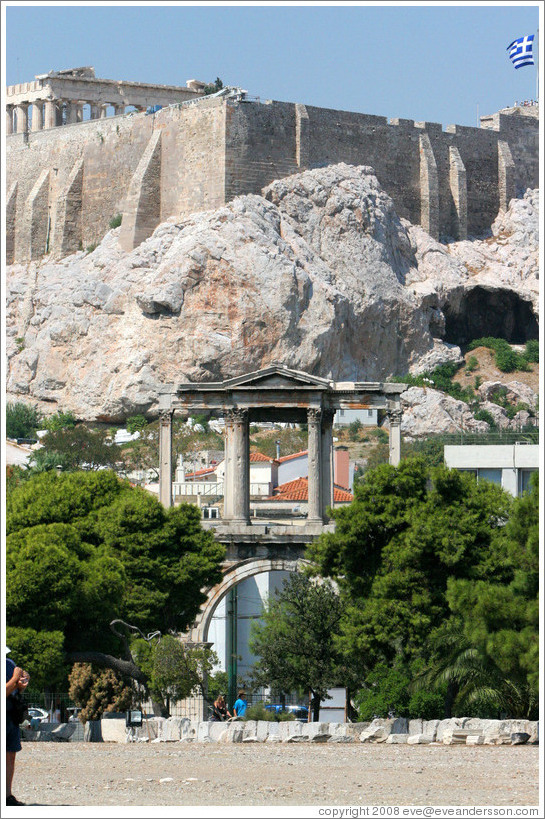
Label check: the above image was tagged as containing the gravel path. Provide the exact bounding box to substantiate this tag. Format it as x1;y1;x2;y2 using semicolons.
12;743;539;808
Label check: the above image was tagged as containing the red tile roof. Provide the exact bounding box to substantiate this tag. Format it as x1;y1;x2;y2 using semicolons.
267;477;353;503
277;449;308;463
250;452;278;463
184;466;217;478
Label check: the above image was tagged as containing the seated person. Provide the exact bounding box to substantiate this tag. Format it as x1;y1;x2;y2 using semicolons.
210;695;231;721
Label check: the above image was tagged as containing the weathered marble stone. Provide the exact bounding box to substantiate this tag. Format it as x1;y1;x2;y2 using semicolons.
6;164;538;422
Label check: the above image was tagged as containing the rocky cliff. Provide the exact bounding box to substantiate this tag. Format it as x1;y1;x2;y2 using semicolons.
6;164;539;421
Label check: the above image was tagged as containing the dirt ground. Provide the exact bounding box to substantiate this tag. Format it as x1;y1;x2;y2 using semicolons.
10;742;540;810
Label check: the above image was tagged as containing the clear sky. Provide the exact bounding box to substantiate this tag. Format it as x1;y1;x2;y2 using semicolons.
3;2;541;127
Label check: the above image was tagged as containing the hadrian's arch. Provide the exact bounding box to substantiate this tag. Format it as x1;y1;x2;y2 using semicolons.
187;557;310;645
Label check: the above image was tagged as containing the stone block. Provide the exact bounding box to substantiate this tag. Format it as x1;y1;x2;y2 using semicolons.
386;734;409;744
256;721;270;742
287;734;309;742
422;720;439;740
466;735;485;745
227;724;243;743
511;733;530;745
279;720;302;741
436;718;467;742
409;719;423;735
311;733;331;742
163;718;185;741
328;735;354;743
209;722;228;742
100;717;128;743
50;723;76;742
443;730;471;745
242;720;257;739
302;722;329;739
344;722;369;740
407;734;433;745
267;721;280;738
197;722;210;742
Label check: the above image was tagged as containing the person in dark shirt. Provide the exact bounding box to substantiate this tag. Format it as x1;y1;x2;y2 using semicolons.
6;647;30;807
210;694;231;721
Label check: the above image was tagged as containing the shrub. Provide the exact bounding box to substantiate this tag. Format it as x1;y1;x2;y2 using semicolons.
109;213;122;229
6;402;41;439
86;243;98;254
348;419;363;441
126;415;148;434
354;663;411;720
465;355;479;374
43;411;77;432
407;690;445;720
244;702;295;722
473;409;496;428
467;337;530;373
523;339;539;363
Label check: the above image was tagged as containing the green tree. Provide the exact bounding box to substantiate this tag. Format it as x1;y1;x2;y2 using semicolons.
6;402;41;439
5;627;68;692
249;573;354;720
126;415;148;435
430;474;539;718
6;471;225;712
43;411;77;432
308;460;513;705
32;426;122;471
131;635;218;713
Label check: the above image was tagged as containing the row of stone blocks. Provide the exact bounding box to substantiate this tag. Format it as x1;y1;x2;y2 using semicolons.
98;716;539;746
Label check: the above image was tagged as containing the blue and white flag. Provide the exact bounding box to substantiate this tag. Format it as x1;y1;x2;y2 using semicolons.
507;35;535;69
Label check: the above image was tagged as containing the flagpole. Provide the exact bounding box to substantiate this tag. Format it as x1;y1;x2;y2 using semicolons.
536;28;539;104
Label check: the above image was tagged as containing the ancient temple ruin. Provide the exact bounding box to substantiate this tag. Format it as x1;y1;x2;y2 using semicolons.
6;66;204;132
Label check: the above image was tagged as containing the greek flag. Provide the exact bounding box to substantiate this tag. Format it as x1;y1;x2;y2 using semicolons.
507;35;535;69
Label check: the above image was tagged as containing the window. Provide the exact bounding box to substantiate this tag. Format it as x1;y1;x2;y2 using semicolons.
518;469;537;496
203;507;219;519
477;468;502;487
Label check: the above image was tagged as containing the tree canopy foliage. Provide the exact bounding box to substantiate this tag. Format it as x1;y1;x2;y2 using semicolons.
249;573;356;719
6;470;225;707
308;459;537;718
6;401;41;439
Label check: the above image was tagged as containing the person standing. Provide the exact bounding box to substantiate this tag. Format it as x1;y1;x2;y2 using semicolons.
5;647;30;807
232;689;248;719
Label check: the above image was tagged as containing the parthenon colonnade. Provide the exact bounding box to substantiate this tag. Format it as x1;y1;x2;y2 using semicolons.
157;366;406;524
6;66;206;133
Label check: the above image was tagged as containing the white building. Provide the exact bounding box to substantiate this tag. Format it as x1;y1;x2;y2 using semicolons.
334;408;378;426
444;444;538;497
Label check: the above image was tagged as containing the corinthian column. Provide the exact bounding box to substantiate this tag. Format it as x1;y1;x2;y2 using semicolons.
6;105;14;135
159;409;174;508
320;409;335;518
223;408;250;523
388;406;402;467
307;408;322;521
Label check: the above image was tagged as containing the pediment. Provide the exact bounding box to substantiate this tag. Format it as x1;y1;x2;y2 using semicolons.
223;366;332;391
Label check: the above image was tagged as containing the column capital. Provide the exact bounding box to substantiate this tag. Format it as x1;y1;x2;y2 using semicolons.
159;409;174;425
387;408;403;426
225;407;248;424
307;407;322;424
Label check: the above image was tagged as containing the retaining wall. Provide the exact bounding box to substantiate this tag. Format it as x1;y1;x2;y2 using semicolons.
6;98;538;264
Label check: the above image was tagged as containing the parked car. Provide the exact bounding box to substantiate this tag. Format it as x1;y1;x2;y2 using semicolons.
264;704;309;721
27;707;49;723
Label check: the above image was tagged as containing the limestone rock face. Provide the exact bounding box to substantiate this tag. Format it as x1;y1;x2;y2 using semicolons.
400;387;490;439
5;164;539;420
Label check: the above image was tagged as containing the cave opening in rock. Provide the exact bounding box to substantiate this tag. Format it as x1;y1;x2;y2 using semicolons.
443;287;539;348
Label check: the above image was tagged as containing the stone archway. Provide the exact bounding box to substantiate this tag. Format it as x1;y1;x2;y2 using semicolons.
188;557;310;644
